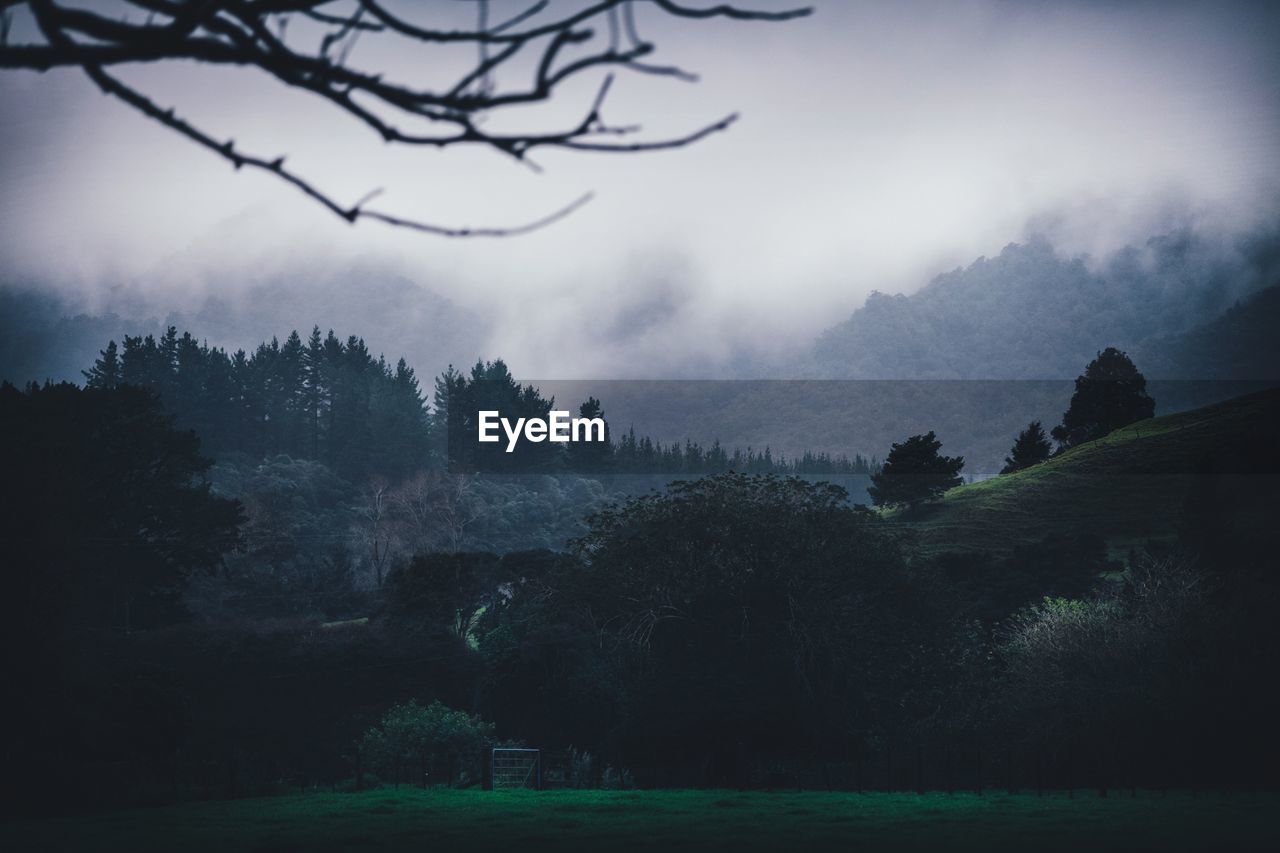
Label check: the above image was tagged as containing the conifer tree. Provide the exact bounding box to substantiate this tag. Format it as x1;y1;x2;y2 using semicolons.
1000;421;1052;474
303;327;326;459
83;340;121;389
567;396;612;473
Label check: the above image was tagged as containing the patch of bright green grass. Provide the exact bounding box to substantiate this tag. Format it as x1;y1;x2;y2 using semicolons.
3;788;1277;852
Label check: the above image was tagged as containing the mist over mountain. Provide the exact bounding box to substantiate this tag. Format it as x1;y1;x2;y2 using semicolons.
0;265;486;386
804;228;1280;379
4;221;1276;480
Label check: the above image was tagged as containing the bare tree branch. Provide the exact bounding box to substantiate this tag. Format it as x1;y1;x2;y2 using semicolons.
4;0;812;236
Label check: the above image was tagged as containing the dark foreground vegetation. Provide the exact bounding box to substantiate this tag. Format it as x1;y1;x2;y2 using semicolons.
1;341;1277;829
3;789;1278;853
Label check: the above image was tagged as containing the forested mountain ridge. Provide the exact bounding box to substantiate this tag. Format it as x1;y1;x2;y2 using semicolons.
1137;285;1280;379
806;230;1280;379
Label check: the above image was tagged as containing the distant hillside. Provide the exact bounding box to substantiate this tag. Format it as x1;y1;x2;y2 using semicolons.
898;387;1280;557
807;230;1279;379
1139;285;1280;379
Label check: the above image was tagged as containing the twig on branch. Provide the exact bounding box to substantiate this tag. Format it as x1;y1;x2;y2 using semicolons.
5;0;812;236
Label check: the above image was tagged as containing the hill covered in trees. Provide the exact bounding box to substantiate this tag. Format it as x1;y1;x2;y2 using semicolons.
805;230;1280;379
1136;285;1280;379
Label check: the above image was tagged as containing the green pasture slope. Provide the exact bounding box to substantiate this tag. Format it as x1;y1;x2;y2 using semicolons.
894;387;1280;557
4;788;1278;852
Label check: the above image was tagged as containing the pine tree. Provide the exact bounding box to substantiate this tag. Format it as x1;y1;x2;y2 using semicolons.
567;396;612;473
173;331;207;433
433;365;468;471
121;333;161;389
83;340;121;389
376;357;429;475
230;348;260;456
278;330;306;456
303;326;326;459
202;346;237;454
322;330;345;463
157;326;180;401
81;325;436;479
1000;420;1052;474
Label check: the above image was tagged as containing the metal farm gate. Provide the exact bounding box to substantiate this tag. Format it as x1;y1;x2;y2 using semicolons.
491;748;541;790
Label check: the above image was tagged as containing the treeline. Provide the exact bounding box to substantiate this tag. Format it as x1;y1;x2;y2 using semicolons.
613;428;871;476
437;359;872;477
84;327;430;480
83;330;872;481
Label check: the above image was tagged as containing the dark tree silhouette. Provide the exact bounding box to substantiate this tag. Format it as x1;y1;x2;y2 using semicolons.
566;395;612;473
1;0;809;235
548;473;920;775
1000;420;1051;474
439;358;559;473
0;380;243;631
1051;347;1156;450
82;339;121;389
81;331;872;481
868;430;964;508
90;325;433;479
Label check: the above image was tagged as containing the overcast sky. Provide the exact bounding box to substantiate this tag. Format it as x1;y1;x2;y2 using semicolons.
2;0;1278;375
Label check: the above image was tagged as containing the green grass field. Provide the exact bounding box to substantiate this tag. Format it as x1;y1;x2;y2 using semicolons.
892;387;1280;557
4;788;1277;852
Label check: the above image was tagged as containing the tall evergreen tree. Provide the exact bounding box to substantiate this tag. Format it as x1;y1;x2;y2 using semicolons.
230;348;261;456
463;359;556;473
567;396;612;473
433;364;469;472
120;333;159;388
157;325;180;402
1000;420;1052;474
322;330;345;463
202;345;237;454
303;326;326;460
278;330;307;456
82;340;121;389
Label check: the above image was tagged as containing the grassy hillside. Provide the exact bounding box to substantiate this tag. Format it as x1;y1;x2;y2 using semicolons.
3;789;1277;853
896;386;1280;558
